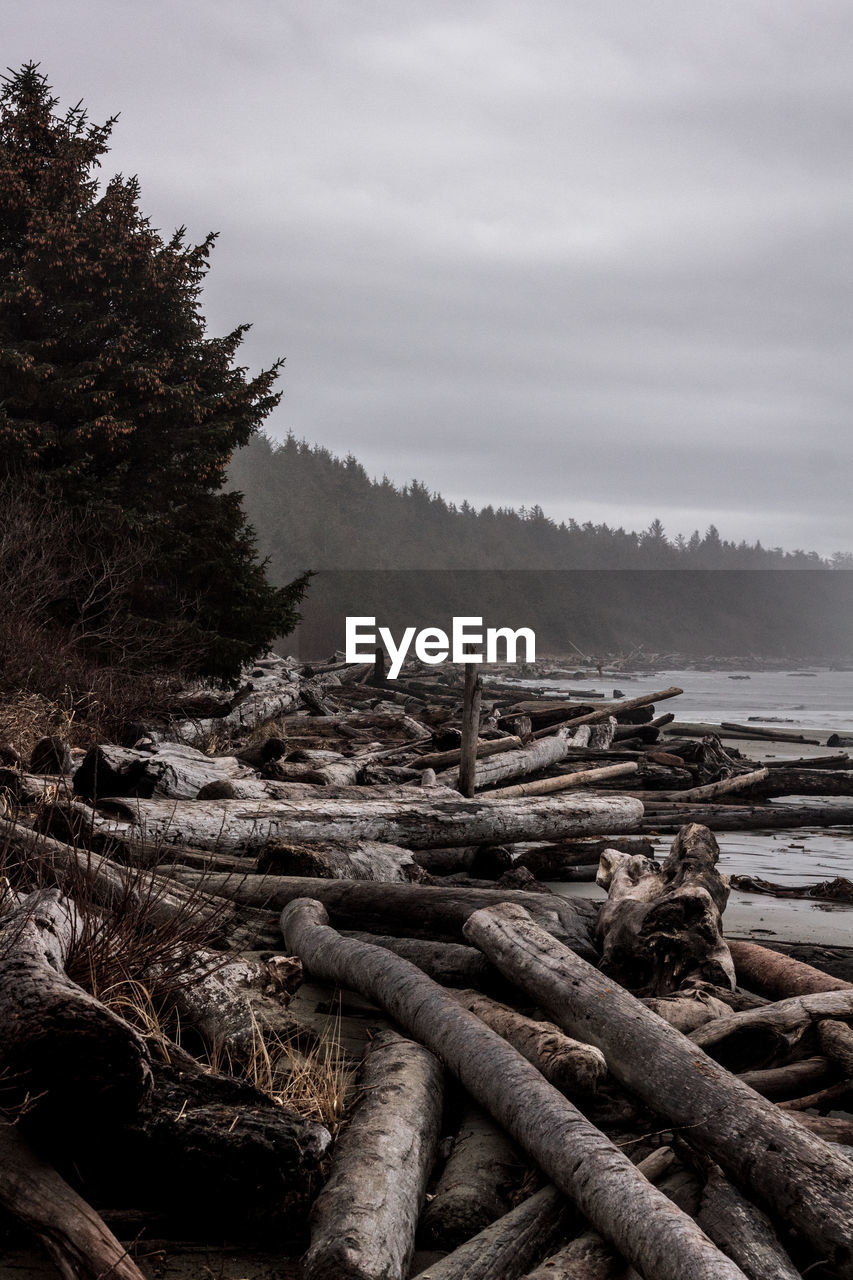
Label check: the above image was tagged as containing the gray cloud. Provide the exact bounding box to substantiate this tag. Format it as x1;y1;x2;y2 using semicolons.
7;0;853;552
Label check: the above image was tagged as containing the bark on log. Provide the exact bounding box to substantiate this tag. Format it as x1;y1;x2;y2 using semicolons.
690;990;853;1070
695;1162;801;1280
257;838;432;883
414;736;524;772
491;761;638;801
595;824;735;995
450;989;607;1093
0;888;152;1132
638;801;853;832
727;938;853;998
420;1103;524;1248
462;901;853;1276
90;790;643;853
817;1018;853;1075
73;742;254;801
341;934;496;988
303;1029;443;1280
167;873;600;955
93;1061;331;1233
737;1057;831;1100
416;1184;576;1280
282;899;750;1280
0;1121;145;1280
436;726;586;791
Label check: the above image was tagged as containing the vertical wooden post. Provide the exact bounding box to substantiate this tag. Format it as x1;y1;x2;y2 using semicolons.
373;646;387;688
458;659;482;797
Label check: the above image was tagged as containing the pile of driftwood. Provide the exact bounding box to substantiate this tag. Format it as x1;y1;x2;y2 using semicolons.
1;652;853;1278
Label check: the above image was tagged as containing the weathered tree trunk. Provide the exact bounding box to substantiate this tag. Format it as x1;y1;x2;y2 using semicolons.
88;789;643;852
449;989;607;1093
163;948;298;1055
595;824;735;995
642;991;733;1033
491;761;638;801
737;1057;832;1100
0;888;152;1131
282;899;749;1280
416;1184;576;1280
517;1151;687;1280
73;741;254;800
730;874;853;903
668;768;770;802
727;938;853;998
516;836;656;878
169;655;306;745
413;844;513;876
413;736;524;773
0;1122;146;1280
303;1030;443;1280
167;873;600;955
744;767;853;797
436;726;586;791
457;663;483;797
98;1060;331;1233
690;989;853;1070
462;901;853;1276
420;1104;525;1248
638;802;853;832
341;934;497;988
817;1017;853;1074
257;838;432;882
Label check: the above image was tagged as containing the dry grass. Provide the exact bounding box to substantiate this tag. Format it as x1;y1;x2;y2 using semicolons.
241;1015;355;1134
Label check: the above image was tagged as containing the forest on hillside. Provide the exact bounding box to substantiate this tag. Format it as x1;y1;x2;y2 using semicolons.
230;434;853;662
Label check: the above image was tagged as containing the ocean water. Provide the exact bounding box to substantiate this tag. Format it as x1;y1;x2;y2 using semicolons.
522;668;853;946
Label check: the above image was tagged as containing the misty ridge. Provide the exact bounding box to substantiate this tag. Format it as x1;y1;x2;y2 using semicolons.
230;434;853;663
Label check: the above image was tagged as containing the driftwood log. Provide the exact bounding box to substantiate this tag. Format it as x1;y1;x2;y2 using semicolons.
0;1121;146;1280
87;789;643;852
0;888;152;1132
73;741;254;800
282;898;749;1280
420;1104;524;1248
167;873;600;955
437;726;585;791
341;933;496;988
416;1184;576;1280
595;824;735;995
639;801;853;832
304;1029;442;1280
690;989;853;1069
694;1160;801;1280
257;838;432;882
463;901;853;1275
449;989;607;1093
727;938;853;998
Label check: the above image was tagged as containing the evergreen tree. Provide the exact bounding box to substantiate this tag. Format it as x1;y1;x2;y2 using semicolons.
0;64;307;680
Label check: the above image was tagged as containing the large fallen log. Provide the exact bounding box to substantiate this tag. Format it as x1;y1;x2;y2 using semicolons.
463;902;853;1275
85;790;644;852
595;824;735;994
491;761;639;801
727;939;853;998
303;1029;442;1280
73;741;255;800
420;1103;524;1249
437;726;590;791
169;654;305;745
449;989;607;1093
690;989;853;1070
0;1121;146;1280
281;899;749;1280
166;873;600;955
744;768;853;797
413;735;524;772
92;1060;331;1234
0;888;152;1132
416;1184;575;1280
341;934;496;988
730;873;853;902
639;801;853;832
694;1161;801;1280
257;838;432;883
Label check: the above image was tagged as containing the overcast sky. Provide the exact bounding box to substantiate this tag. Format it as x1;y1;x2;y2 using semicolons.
8;2;853;553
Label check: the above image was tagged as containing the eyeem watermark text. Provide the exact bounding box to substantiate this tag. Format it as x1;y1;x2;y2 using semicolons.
346;616;536;680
